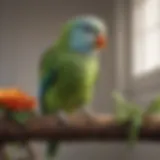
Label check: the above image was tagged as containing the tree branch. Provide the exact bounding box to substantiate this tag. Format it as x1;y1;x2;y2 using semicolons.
0;114;160;142
0;144;5;160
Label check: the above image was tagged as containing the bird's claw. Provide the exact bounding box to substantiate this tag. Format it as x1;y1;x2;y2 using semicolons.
82;108;98;122
56;111;70;125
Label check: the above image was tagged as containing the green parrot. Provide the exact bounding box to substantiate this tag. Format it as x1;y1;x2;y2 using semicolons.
39;16;107;159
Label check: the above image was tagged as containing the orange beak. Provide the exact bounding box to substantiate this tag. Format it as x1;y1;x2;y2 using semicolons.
96;35;106;49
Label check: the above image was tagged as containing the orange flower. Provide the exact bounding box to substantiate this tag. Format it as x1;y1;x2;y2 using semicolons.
0;88;37;112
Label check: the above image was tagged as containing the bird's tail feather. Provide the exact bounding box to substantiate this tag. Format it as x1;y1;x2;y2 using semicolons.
46;141;59;160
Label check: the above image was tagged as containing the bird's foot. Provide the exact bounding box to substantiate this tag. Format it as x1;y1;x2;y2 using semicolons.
56;111;70;126
82;108;98;122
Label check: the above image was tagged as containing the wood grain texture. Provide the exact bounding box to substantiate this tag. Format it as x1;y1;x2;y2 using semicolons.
0;114;160;142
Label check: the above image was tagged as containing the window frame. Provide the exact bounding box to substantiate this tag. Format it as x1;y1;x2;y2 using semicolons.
125;0;160;96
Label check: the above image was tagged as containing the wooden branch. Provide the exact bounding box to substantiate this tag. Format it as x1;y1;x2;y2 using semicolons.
0;114;160;142
0;143;6;160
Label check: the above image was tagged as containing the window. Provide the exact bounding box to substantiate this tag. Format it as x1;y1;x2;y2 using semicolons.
131;0;160;77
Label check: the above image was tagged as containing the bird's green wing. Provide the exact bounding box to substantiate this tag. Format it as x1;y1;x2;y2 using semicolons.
39;47;59;114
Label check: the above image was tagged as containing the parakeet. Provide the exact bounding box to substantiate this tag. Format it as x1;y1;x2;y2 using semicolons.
39;15;107;159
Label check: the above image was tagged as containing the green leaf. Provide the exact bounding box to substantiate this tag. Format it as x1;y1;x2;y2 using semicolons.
11;112;33;124
0;105;5;113
112;91;143;147
0;108;4;113
145;96;160;114
128;114;142;147
112;92;132;124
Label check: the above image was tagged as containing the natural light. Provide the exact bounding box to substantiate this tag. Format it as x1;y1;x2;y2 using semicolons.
132;0;160;76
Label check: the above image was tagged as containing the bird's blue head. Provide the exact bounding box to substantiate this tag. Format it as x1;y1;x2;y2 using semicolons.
67;16;107;54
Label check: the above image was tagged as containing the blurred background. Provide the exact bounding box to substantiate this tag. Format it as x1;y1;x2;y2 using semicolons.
0;0;160;160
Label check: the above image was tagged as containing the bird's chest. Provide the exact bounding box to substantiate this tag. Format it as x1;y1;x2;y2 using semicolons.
59;58;97;89
53;56;98;109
